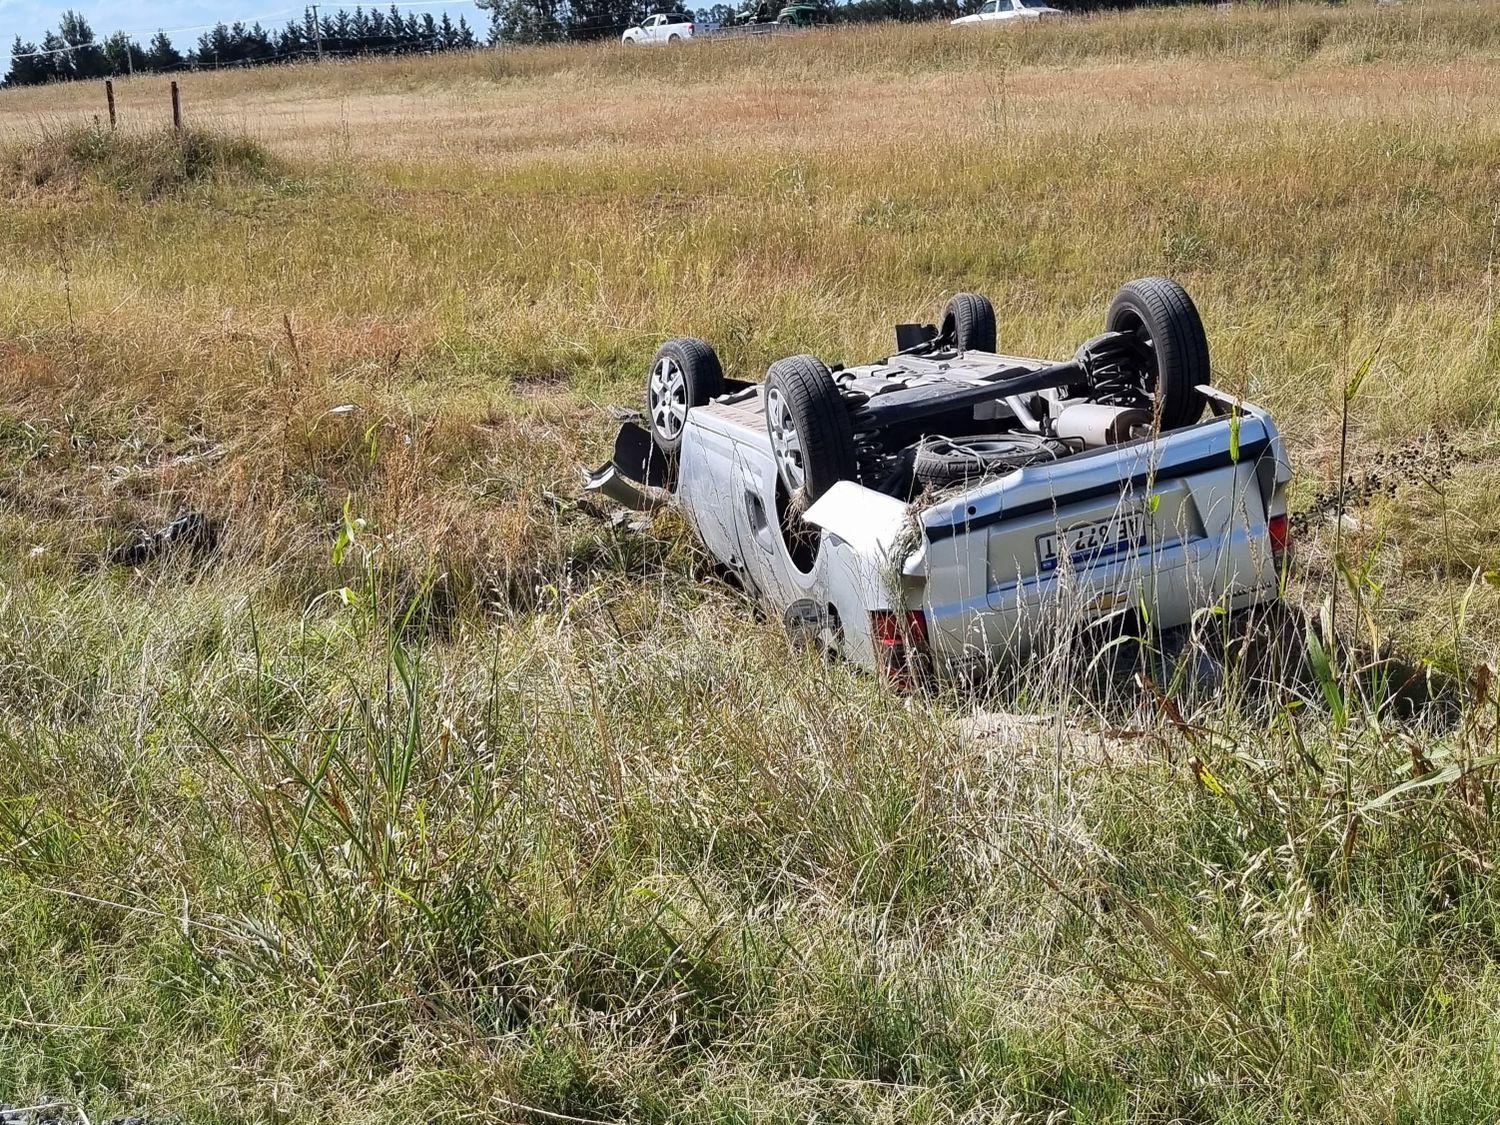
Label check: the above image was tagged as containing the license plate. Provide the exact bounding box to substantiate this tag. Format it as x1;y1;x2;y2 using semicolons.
1037;509;1145;573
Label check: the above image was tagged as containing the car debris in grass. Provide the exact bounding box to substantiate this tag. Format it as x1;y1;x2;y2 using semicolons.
108;510;217;567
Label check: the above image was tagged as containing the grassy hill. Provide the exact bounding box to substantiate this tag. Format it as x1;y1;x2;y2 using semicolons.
2;3;1500;1120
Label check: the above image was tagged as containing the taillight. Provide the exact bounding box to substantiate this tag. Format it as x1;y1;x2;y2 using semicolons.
690;22;696;31
871;609;927;648
871;610;928;687
1268;512;1290;556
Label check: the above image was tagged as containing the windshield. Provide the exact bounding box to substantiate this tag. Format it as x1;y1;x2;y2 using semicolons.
1017;0;1052;8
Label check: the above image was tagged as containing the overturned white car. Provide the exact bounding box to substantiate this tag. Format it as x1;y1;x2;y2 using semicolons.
588;278;1292;679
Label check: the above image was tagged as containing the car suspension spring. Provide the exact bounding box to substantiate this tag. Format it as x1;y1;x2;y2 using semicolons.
1079;332;1150;408
1089;356;1147;407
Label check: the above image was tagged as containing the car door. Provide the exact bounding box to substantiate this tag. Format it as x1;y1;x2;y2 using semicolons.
646;14;666;41
975;1;1001;21
733;445;792;605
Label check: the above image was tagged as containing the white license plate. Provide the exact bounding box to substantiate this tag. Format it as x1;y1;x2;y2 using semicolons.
1037;509;1145;573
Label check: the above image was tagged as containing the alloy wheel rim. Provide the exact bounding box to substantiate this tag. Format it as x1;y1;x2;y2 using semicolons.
766;387;805;490
648;357;689;439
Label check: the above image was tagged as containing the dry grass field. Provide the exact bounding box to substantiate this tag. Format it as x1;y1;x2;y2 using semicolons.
3;3;1500;1121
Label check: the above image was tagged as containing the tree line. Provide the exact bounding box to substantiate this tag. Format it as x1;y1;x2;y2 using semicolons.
4;7;479;87
6;0;1217;86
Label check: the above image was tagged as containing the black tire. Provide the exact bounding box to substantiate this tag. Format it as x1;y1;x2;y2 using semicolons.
940;292;997;352
913;434;1066;489
763;354;856;502
1105;277;1210;431
645;337;724;456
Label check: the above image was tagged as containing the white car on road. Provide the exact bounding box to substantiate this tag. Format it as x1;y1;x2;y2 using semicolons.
588;278;1293;681
622;11;696;43
952;0;1063;25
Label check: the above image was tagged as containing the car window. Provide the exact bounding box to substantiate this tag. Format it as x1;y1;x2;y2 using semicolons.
980;1;998;12
1017;0;1049;7
648;14;663;24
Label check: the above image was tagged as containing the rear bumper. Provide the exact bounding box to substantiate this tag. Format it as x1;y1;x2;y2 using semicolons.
920;535;1279;671
910;406;1286;671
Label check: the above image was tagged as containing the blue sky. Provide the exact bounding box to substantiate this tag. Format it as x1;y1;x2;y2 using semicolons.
2;0;487;48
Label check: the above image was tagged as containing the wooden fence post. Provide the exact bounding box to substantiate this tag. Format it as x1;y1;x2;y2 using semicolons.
105;80;116;130
170;81;182;131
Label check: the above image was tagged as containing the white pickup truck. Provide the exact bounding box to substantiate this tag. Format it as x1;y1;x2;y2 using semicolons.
588;278;1292;680
621;11;696;43
951;0;1064;26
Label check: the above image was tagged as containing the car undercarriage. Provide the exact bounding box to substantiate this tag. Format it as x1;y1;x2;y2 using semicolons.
588;277;1292;677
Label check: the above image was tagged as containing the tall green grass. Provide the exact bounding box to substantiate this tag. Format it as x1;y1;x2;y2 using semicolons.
2;542;1499;1121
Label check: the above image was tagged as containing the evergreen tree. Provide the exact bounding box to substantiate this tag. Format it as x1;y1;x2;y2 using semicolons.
327;10;350;54
102;31;148;74
277;20;307;58
57;11;107;79
195;23;233;66
350;6;373;45
145;30;184;70
368;7;391;49
3;37;51;87
39;32;70;78
454;16;478;47
404;13;425;48
244;22;276;61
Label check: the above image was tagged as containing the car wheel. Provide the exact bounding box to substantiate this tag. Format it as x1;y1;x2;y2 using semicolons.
763;354;856;502
913;433;1067;489
668;32;681;41
646;337;724;457
940;292;997;352
1105;277;1210;431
